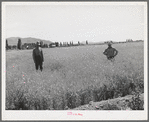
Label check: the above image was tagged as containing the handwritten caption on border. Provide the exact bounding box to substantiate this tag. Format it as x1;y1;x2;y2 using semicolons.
67;112;83;116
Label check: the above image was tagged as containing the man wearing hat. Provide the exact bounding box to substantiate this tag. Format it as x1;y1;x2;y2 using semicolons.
103;43;118;61
32;41;44;71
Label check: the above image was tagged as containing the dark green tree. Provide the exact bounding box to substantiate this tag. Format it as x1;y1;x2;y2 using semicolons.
60;42;62;47
86;40;88;45
78;41;80;45
40;41;43;47
17;38;22;50
55;42;59;47
6;39;9;50
67;42;69;46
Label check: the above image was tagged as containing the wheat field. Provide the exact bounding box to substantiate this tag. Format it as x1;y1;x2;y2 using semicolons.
6;42;144;110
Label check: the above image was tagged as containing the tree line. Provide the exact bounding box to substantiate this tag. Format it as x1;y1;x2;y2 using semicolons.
6;39;89;50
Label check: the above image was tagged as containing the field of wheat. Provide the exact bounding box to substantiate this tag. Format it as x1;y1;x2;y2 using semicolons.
6;42;144;110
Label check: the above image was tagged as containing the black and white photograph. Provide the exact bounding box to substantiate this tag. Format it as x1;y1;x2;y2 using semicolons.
2;1;148;120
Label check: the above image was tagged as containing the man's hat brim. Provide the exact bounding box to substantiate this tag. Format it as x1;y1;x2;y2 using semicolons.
36;42;40;46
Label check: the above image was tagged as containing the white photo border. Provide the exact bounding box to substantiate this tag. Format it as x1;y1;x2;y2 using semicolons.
2;1;148;120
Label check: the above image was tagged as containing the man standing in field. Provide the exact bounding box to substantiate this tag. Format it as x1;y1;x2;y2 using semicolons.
103;43;118;61
32;41;44;72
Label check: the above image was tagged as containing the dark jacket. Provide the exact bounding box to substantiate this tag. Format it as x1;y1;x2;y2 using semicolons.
103;47;118;59
32;47;44;63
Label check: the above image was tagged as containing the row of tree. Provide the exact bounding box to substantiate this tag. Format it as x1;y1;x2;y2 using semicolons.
6;39;89;50
6;39;22;50
56;40;88;47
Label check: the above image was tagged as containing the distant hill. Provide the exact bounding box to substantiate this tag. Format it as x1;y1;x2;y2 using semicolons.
6;37;53;45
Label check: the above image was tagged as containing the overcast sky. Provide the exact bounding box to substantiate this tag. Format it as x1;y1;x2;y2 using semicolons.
4;2;146;43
